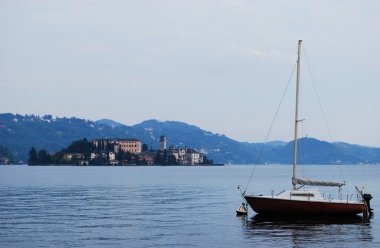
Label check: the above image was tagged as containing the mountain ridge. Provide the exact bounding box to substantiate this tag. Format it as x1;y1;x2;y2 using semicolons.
0;113;379;164
96;119;124;128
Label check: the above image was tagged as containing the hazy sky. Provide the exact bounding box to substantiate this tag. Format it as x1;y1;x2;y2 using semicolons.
1;1;379;147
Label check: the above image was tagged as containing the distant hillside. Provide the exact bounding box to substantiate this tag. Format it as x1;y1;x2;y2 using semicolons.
1;113;379;164
131;119;262;164
0;113;137;162
0;144;13;164
263;138;380;164
96;119;124;128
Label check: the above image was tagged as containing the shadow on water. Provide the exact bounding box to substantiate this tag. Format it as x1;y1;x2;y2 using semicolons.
239;214;373;247
250;213;368;225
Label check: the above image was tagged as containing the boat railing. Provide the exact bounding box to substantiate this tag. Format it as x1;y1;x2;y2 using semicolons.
320;192;363;203
340;193;363;203
275;189;286;196
258;190;363;203
264;189;286;197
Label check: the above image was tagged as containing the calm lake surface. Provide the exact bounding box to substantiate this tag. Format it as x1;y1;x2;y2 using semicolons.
0;165;379;247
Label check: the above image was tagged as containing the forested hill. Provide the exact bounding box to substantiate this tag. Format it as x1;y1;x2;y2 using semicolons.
1;113;379;164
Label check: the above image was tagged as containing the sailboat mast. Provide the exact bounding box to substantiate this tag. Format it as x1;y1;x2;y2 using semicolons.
292;40;302;190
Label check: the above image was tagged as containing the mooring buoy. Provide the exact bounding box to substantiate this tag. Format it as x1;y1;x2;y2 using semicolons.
236;202;247;215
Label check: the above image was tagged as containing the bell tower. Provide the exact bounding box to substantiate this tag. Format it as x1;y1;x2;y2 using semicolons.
159;135;167;151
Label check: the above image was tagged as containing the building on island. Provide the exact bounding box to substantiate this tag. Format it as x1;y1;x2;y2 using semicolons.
89;136;211;165
28;135;213;166
63;153;84;161
139;151;156;165
159;135;167;151
166;146;204;165
187;150;203;165
93;138;142;154
109;152;116;161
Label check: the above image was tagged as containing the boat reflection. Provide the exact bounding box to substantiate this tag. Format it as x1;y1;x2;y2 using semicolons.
250;213;367;225
241;214;373;246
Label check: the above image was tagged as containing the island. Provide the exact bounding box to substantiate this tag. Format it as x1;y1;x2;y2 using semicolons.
28;136;214;166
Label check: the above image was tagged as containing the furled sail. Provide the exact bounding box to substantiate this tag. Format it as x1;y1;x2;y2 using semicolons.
292;177;345;187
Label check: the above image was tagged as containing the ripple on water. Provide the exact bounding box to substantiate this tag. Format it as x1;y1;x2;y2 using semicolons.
0;165;379;248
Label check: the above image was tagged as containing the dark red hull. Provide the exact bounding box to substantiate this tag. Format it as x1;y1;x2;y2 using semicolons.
244;195;365;215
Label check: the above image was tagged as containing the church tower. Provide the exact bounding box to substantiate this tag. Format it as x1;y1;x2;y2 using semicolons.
159;135;167;151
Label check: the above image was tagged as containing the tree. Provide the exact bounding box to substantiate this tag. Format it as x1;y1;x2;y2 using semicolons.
142;144;148;152
125;152;132;164
51;151;64;164
64;138;93;156
116;150;125;162
162;149;168;164
0;145;14;165
137;158;148;165
28;147;38;165
37;149;52;165
70;155;80;165
168;155;178;165
90;155;107;165
202;156;213;165
154;150;162;165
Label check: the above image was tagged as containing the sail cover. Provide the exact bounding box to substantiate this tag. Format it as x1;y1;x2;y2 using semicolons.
293;177;345;187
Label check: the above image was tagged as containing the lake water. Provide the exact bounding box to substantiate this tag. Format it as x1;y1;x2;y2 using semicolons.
0;165;379;247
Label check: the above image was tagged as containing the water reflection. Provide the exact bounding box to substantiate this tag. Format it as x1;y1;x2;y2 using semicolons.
241;214;373;247
250;213;367;225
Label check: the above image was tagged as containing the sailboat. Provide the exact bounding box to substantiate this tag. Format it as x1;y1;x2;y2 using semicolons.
244;40;372;217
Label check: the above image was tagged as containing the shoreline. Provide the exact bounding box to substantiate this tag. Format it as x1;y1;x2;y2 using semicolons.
26;164;225;167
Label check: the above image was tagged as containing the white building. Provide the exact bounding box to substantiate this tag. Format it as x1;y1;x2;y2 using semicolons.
109;152;116;161
90;153;97;159
160;136;167;151
187;152;203;165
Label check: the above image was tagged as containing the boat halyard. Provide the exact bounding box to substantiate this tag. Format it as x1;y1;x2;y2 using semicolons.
242;40;372;217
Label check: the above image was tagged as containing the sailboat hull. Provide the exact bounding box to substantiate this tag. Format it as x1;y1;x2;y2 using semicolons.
245;195;365;215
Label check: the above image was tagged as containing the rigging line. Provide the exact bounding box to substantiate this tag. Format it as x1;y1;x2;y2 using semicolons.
302;46;345;183
299;122;306;177
302;46;333;140
299;75;305;177
244;61;297;193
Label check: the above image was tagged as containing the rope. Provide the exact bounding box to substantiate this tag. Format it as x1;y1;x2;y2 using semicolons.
302;46;346;183
243;61;298;193
299;122;306;178
299;78;306;178
302;46;333;140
